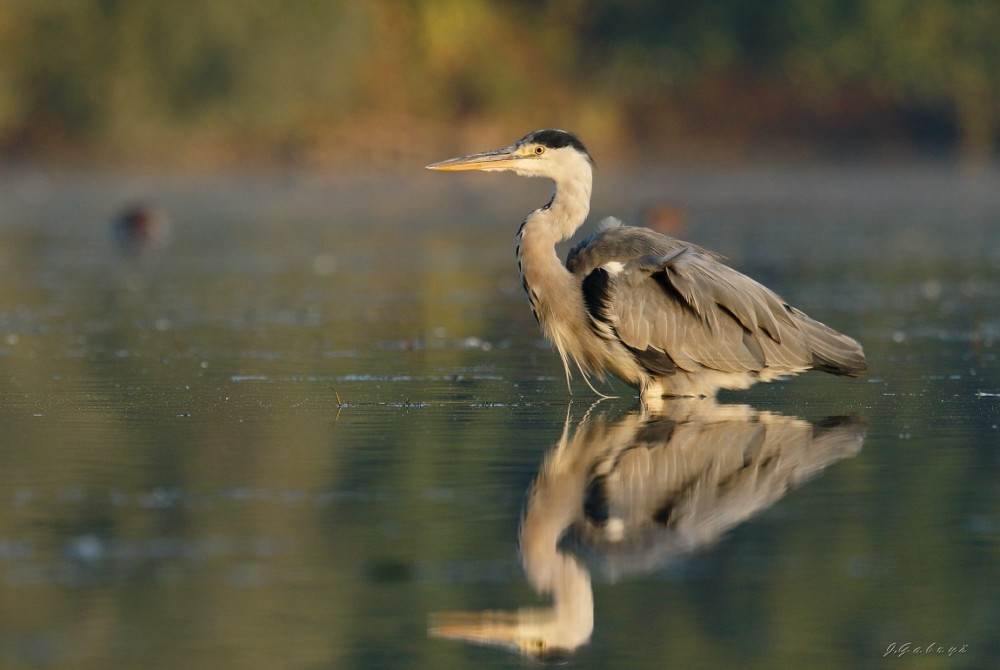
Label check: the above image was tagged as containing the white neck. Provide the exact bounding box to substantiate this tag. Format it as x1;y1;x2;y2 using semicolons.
515;169;594;380
515;173;591;297
537;171;592;242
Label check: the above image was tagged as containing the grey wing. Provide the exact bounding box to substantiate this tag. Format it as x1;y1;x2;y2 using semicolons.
573;226;866;377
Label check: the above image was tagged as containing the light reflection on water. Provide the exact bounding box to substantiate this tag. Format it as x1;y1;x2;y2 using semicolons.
0;166;998;668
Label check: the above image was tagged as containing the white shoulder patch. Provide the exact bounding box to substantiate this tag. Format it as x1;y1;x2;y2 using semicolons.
596;216;625;232
602;261;626;275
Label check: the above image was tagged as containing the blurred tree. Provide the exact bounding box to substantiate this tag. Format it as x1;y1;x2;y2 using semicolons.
785;0;1000;164
0;0;368;160
0;0;996;164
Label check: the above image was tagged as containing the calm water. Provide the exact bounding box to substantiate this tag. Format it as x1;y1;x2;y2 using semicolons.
0;164;998;669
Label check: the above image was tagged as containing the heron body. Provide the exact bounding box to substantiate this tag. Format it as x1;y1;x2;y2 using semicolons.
427;129;867;398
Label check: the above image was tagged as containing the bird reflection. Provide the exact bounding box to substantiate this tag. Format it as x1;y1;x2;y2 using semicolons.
430;399;865;659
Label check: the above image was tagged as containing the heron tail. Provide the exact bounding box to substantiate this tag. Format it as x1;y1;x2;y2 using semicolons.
798;315;868;377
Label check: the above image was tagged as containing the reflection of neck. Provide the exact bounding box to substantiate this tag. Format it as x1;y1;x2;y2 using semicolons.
517;436;596;650
519;551;594;649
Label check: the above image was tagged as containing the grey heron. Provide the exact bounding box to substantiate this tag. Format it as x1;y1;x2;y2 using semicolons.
427;129;867;398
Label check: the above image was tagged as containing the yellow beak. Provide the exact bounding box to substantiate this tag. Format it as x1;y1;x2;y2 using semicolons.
425;146;523;172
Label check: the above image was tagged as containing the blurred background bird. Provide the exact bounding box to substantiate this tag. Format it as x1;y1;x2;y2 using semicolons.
112;203;171;254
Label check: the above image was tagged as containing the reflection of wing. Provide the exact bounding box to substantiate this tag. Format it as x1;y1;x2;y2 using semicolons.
429;400;865;658
577;402;865;577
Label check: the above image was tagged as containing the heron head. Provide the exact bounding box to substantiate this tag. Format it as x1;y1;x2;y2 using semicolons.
426;129;593;181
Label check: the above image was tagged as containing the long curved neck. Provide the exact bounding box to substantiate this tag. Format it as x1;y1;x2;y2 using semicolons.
529;174;593;243
515;173;593;377
517;175;591;293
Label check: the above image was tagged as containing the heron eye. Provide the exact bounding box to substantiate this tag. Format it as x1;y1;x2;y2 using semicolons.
533;145;545;155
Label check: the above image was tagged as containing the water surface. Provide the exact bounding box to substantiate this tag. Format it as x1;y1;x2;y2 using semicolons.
0;164;997;668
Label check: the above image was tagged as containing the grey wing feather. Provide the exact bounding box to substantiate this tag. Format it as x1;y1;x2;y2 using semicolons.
567;218;624;270
570;225;867;377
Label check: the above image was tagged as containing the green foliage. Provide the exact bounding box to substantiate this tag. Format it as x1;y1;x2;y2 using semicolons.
0;0;997;162
0;0;368;156
784;0;1000;157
